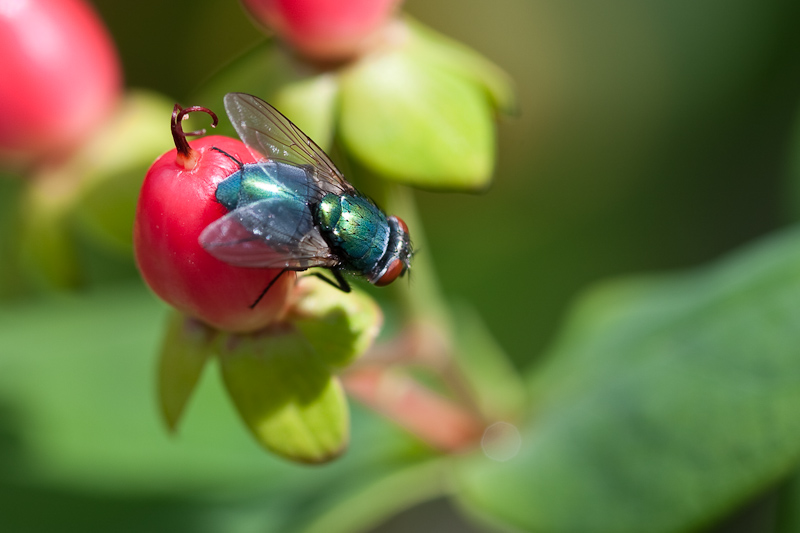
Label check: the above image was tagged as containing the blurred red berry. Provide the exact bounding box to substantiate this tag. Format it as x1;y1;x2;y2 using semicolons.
134;108;294;332
241;0;401;61
0;0;122;166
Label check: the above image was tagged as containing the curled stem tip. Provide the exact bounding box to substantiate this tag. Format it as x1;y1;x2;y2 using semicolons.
171;104;218;169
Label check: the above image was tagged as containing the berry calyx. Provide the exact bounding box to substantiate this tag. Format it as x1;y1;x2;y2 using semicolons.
171;104;218;170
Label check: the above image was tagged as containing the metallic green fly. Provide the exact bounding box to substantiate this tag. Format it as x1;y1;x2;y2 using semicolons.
199;93;412;307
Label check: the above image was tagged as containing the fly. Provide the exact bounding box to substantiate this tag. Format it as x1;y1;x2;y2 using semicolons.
199;93;413;308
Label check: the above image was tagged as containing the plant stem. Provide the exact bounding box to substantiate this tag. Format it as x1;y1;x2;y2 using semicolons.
340;179;490;449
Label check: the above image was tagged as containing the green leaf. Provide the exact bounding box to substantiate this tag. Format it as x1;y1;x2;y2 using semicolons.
271;74;339;151
340;42;495;190
157;312;215;431
0;176;26;298
73;90;175;252
456;226;800;533
218;324;349;463
291;276;383;368
0;282;438;533
19;173;82;288
405;18;517;116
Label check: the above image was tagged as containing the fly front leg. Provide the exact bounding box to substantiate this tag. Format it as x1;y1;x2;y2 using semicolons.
312;269;352;293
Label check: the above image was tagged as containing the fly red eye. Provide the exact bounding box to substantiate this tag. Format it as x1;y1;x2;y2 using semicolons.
394;216;409;235
374;258;405;286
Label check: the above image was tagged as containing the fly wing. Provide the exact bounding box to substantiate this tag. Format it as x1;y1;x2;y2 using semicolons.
224;92;356;196
199;198;338;270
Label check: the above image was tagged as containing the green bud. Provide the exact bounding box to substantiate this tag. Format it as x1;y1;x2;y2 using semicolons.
218;324;349;464
340;19;508;190
291;276;383;367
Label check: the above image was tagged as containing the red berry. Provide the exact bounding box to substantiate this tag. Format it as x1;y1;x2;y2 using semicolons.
134;108;294;332
241;0;401;61
0;0;121;165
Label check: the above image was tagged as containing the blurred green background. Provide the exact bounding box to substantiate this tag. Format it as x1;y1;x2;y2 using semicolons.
4;0;800;531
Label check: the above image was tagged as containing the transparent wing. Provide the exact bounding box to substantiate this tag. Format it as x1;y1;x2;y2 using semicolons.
224;92;356;196
199;198;339;270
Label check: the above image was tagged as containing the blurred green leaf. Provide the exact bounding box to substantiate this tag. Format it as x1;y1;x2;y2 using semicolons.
0;283;438;531
291;276;383;368
456;226;800;533
73;90;175;252
218;325;349;464
157;312;215;432
340;41;495;190
0;176;26;298
15;91;173;289
271;74;339;150
19;174;82;288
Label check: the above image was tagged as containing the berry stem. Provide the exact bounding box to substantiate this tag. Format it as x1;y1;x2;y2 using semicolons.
171;104;218;170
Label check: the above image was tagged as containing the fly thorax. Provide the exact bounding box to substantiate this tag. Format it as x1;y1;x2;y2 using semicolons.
316;193;390;275
215;169;243;211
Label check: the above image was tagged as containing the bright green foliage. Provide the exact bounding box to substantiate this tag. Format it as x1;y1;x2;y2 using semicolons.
404;18;517;117
340;45;494;190
457;226;800;533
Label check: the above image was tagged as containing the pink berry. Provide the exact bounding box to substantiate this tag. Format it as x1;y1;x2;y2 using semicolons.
0;0;122;165
241;0;401;61
134;106;294;332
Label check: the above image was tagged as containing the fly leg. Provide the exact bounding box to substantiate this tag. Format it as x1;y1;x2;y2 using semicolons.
210;146;243;167
250;269;288;309
312;270;351;293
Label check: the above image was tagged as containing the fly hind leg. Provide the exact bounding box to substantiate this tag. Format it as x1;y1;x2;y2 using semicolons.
249;269;288;309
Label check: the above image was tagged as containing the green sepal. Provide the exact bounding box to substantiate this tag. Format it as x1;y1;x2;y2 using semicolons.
72;90;175;252
157;312;215;432
405;18;517;116
340;39;495;190
218;324;349;464
271;74;339;151
291;276;383;368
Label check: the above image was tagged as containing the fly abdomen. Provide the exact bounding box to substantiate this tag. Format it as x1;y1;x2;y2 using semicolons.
316;193;390;274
